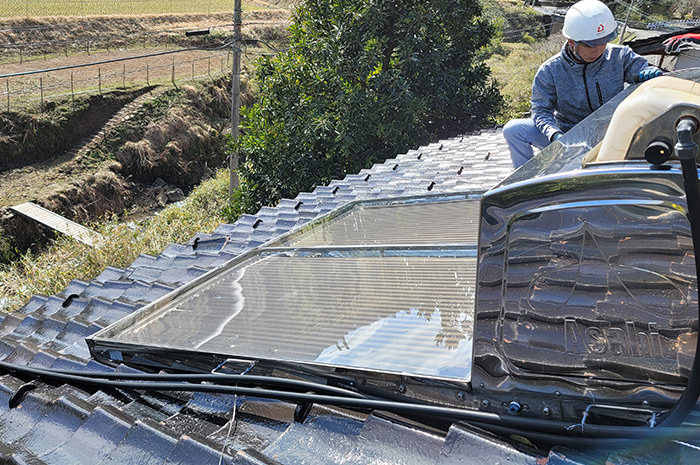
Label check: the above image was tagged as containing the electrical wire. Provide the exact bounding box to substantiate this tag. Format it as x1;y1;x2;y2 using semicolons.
605;0;669;25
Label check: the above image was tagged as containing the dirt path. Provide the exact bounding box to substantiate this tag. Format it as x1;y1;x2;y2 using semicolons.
1;10;289;109
4;47;232;108
0;87;165;208
0;8;289;213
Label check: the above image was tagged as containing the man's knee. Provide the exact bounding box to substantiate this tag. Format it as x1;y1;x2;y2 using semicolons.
503;118;531;144
502;119;520;142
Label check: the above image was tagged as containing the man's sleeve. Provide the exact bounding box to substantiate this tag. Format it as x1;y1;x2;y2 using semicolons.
622;46;657;84
531;66;562;142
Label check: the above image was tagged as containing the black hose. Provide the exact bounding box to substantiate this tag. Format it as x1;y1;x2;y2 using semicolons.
662;116;700;427
0;360;365;399
2;359;700;440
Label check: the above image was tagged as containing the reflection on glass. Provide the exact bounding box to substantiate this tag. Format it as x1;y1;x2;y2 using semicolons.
316;307;472;379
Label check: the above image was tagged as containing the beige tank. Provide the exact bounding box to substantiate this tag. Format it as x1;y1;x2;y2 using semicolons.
592;76;700;163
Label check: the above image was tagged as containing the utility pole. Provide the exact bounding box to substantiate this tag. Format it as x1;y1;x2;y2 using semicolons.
230;0;242;201
620;0;635;44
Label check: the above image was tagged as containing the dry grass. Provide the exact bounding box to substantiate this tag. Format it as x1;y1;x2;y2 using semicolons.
487;33;565;124
1;1;288;18
0;168;231;312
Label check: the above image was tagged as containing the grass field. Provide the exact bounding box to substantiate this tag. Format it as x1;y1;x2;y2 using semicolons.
1;0;280;18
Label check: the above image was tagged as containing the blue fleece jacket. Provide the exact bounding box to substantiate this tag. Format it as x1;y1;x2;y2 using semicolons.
531;43;655;142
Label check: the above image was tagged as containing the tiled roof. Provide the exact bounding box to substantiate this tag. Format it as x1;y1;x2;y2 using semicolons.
0;129;696;464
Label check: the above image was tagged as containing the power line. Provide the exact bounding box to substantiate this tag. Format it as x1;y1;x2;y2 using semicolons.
605;0;666;24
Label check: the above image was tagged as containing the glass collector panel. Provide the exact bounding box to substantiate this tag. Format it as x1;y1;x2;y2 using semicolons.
501;202;696;382
279;199;481;247
111;253;477;380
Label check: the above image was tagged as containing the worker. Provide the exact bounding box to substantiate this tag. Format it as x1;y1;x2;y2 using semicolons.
503;0;663;168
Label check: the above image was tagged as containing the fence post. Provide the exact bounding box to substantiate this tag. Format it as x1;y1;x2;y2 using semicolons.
192;62;195;80
86;39;90;56
171;57;176;87
71;71;74;108
147;63;150;86
40;77;43;110
98;67;102;95
123;63;126;89
208;58;211;78
19;47;23;64
6;80;9;112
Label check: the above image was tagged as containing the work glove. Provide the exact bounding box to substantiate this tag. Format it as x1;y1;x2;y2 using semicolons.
638;68;663;82
663;33;700;54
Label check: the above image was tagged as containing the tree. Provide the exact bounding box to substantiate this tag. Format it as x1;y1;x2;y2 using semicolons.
234;0;502;211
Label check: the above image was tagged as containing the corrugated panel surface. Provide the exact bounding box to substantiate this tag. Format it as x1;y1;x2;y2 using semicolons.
0;129;690;464
103;254;477;380
280;199;481;247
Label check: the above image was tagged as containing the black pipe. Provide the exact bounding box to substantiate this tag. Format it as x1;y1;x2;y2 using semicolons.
2;359;700;440
0;360;365;399
661;116;700;427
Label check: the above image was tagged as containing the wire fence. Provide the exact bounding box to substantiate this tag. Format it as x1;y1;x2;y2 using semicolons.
1;48;232;111
2;1;238;17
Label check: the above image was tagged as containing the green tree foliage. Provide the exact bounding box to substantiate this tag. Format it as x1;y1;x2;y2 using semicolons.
234;0;502;211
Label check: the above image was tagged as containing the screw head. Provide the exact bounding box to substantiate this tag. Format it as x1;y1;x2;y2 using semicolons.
456;392;465;401
398;384;406;393
543;407;552;416
481;399;490;408
508;401;522;415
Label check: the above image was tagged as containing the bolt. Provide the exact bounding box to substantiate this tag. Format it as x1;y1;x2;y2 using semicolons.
481;399;490;408
456;392;465;401
555;391;561;397
508;401;522;415
479;383;485;389
398;384;406;393
543;407;552;417
642;400;650;407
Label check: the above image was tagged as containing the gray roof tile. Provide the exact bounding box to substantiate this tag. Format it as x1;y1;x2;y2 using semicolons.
98;419;180;465
38;405;132;464
10;394;93;459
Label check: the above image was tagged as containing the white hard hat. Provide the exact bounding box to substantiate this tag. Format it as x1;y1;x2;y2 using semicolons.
563;0;618;46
